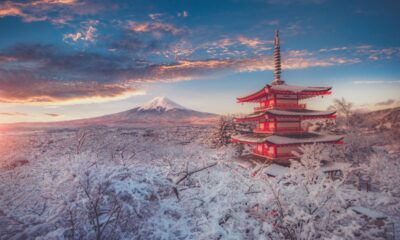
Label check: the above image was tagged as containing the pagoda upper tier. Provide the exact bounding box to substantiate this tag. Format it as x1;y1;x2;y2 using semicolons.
234;109;336;122
237;84;332;103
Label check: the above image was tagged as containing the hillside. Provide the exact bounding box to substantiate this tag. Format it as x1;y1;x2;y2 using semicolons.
0;97;219;129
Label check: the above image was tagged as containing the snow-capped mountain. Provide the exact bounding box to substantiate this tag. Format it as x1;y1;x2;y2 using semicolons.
99;96;217;125
138;96;187;111
2;97;218;128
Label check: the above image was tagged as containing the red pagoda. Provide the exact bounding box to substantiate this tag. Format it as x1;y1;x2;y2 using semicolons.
231;31;343;161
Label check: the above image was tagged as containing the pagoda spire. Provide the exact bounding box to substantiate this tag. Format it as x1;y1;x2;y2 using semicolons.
272;30;285;85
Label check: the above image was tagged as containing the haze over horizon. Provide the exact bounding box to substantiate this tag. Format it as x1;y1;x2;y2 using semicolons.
0;0;399;123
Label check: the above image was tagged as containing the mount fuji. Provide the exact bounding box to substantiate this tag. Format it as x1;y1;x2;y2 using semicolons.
90;96;218;125
2;97;219;129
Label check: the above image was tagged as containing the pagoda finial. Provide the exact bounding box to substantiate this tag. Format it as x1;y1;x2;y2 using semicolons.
272;30;285;85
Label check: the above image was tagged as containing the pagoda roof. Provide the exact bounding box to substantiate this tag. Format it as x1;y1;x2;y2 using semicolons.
231;134;270;144
237;84;332;103
231;133;343;146
234;109;336;122
266;133;343;145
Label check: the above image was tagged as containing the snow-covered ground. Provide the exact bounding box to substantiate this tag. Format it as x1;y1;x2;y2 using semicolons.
0;125;399;239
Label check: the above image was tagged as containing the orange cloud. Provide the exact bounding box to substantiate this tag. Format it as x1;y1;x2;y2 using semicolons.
0;78;145;105
156;56;360;76
0;0;95;23
0;112;29;116
64;25;97;42
238;36;264;48
128;21;183;35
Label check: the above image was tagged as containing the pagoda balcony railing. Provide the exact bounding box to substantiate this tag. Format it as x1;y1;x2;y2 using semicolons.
253;127;307;134
253;151;295;159
254;103;306;112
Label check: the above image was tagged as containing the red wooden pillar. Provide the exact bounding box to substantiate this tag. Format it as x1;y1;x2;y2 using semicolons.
262;144;266;155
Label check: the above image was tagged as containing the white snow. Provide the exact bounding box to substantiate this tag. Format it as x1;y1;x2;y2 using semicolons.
351;206;387;219
236;109;336;120
262;164;289;177
231;134;270;143
232;133;343;145
320;162;350;172
266;109;336;117
270;84;331;93
266;134;343;145
0;122;399;239
138;96;187;111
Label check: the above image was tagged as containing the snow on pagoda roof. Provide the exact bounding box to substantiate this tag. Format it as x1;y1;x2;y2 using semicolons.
231;134;270;144
235;109;336;121
237;84;332;102
263;163;289;177
267;109;336;117
235;111;266;121
351;206;387;219
266;133;343;145
237;86;267;102
232;132;343;145
270;84;331;93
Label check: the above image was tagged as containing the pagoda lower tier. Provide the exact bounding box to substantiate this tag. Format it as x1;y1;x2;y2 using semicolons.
231;132;343;160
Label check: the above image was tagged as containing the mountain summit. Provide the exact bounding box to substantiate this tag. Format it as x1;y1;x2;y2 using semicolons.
138;97;186;111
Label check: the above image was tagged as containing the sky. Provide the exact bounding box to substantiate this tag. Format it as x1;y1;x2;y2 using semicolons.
0;0;399;123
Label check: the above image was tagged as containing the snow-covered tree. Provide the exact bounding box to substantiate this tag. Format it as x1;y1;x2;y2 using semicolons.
209;115;236;148
259;144;370;239
329;98;354;129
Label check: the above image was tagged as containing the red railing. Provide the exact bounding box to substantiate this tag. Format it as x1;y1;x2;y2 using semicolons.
253;127;307;134
254;103;306;112
252;151;295;159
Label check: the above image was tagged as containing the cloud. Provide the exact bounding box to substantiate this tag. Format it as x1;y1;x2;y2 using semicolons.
353;80;400;84
237;36;264;48
0;42;389;105
177;10;188;17
128;21;183;35
0;0;102;24
0;44;147;104
149;56;360;82
317;45;400;62
375;99;396;107
0;112;29;116
63;32;82;42
64;20;98;43
66;25;96;42
0;72;144;104
149;13;163;20
45;113;62;117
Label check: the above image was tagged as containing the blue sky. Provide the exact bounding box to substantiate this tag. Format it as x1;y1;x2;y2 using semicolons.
0;0;399;123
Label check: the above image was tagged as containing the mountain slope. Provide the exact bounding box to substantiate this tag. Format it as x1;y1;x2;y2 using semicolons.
2;97;218;129
362;107;400;129
89;96;217;125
